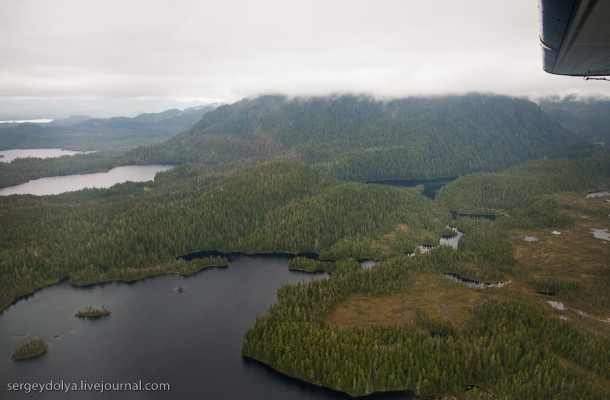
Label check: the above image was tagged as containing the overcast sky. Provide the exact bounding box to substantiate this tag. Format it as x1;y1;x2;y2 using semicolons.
1;0;608;104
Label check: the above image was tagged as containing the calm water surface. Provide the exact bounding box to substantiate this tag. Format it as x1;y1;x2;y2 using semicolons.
366;177;457;200
585;190;610;198
0;256;413;400
0;149;85;163
0;165;173;196
439;226;463;249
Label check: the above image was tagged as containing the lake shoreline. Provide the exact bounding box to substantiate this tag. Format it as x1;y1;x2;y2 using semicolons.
1;259;227;313
0;164;174;195
2;243;457;312
1;255;334;400
241;355;421;399
1;251;308;312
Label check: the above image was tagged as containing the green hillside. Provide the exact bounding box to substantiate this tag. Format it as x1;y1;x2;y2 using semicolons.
242;155;610;400
0;161;450;309
135;94;576;180
539;96;610;144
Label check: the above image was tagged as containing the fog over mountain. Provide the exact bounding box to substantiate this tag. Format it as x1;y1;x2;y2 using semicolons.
2;0;609;105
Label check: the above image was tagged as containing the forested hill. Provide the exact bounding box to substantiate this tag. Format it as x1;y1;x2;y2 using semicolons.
538;96;610;144
135;94;576;181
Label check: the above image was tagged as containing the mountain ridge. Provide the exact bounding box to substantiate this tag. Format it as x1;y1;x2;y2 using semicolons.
136;93;578;181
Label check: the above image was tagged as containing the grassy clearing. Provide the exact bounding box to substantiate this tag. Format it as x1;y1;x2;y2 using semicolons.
510;192;610;322
327;191;609;338
326;273;503;330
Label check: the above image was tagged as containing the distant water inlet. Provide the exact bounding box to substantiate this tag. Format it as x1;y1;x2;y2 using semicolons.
0;119;53;124
443;273;511;289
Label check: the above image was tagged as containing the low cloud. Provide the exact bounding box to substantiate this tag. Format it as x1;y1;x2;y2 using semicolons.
1;0;608;102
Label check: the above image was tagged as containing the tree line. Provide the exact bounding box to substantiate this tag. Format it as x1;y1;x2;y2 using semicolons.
132;94;585;181
242;253;609;399
0;161;450;309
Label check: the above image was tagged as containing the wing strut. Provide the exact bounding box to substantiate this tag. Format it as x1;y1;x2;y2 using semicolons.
583;76;609;81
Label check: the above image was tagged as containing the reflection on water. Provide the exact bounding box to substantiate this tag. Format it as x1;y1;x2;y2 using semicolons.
0;148;87;163
586;190;610;198
548;301;565;311
366;177;457;200
0;256;414;400
440;226;464;249
407;226;464;257
359;260;377;269
443;273;511;289
591;229;610;241
0;165;173;196
0;119;53;124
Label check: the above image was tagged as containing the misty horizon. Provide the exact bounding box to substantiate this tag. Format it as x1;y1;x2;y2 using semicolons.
2;0;609;109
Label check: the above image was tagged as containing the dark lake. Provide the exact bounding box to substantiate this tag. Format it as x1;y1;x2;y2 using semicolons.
0;165;173;196
366;177;457;199
0;256;413;400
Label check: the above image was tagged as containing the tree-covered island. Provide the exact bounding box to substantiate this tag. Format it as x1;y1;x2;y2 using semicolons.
74;305;112;318
11;338;49;361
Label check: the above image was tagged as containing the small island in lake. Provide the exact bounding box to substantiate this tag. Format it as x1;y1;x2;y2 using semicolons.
11;337;48;361
75;305;112;318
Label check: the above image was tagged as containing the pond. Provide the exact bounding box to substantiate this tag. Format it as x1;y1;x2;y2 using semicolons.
0;255;413;400
0;165;173;196
366;177;457;200
443;273;511;289
359;260;377;269
585;190;610;198
408;226;463;256
591;228;610;241
439;226;464;250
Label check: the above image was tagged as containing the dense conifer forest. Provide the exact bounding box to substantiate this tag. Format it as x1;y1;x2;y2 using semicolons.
1;94;609;399
539;96;610;144
241;154;610;399
134;94;577;181
1;94;582;188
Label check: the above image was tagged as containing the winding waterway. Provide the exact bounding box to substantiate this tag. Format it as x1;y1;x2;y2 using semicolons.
0;256;413;400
